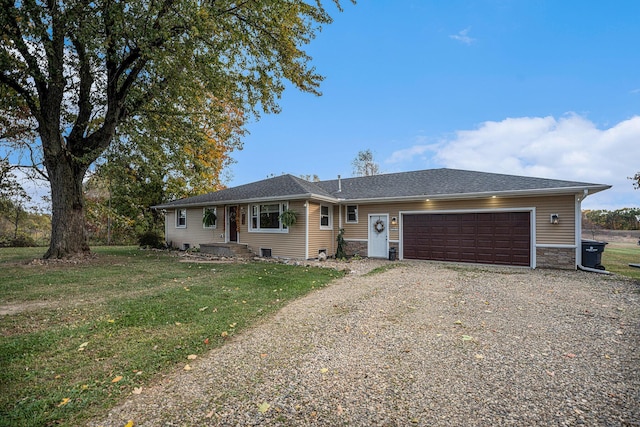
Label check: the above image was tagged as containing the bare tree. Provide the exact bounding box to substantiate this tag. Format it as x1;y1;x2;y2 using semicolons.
352;149;380;177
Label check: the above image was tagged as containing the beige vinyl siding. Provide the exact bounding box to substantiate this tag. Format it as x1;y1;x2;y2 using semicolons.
340;203;400;243
307;202;336;259
339;194;577;246
240;201;307;258
532;195;575;244
165;207;226;249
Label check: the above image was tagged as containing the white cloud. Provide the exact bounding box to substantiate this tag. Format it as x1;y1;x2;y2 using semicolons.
449;27;475;45
387;143;433;163
387;114;640;209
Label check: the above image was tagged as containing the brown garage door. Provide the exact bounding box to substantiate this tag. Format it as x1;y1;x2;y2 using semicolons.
403;212;531;266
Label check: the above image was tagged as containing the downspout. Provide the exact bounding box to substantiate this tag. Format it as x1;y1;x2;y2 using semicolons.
575;189;611;274
305;201;309;260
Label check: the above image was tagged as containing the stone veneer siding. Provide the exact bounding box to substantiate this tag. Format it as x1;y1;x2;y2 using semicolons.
536;247;576;270
344;241;368;258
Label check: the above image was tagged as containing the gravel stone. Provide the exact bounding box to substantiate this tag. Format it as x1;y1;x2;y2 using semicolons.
90;261;640;426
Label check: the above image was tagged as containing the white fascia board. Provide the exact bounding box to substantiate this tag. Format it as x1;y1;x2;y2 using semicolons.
338;185;612;205
153;193;340;209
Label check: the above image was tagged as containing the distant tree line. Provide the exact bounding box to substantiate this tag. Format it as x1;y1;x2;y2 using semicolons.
583;208;640;231
0;159;50;246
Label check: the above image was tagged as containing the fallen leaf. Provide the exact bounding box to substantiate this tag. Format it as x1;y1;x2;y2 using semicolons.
132;387;143;394
461;335;473;341
605;354;611;359
175;322;182;326
260;353;268;358
320;368;329;373
221;331;228;338
111;375;123;383
564;353;576;358
199;306;208;312
57;398;70;407
187;354;197;360
107;319;115;323
78;342;89;351
124;421;134;427
474;353;484;359
546;370;555;377
204;338;210;345
184;364;192;371
257;402;270;413
453;320;463;325
229;322;237;328
205;410;214;418
184;287;190;291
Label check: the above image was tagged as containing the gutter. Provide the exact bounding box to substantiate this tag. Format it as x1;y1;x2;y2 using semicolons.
152;192;338;210
337;184;612;205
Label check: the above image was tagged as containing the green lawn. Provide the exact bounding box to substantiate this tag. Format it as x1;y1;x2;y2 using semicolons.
0;247;344;427
602;243;640;280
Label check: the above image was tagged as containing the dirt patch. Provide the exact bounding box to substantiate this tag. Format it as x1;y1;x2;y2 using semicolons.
0;301;57;316
583;229;639;244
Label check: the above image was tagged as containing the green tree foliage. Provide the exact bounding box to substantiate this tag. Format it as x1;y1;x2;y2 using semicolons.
0;0;350;258
583;208;640;231
0;158;49;245
352;149;380;177
631;172;640;190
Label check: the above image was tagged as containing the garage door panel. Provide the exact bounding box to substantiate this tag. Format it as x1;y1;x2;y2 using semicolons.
403;212;531;266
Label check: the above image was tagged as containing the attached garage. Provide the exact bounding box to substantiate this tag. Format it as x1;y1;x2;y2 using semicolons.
402;211;531;266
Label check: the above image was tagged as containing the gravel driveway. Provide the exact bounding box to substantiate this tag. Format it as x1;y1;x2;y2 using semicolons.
92;261;640;426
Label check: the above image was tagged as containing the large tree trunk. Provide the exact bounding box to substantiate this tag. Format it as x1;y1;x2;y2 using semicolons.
43;151;91;259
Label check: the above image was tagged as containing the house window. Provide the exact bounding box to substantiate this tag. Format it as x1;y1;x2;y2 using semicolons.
250;202;288;232
202;207;217;229
176;208;187;228
346;205;358;223
320;205;332;229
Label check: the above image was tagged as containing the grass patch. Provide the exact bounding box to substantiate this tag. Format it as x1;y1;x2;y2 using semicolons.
601;243;640;280
0;246;344;427
363;263;403;276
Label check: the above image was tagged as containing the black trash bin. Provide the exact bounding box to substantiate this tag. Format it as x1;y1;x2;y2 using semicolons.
581;240;607;270
389;247;397;261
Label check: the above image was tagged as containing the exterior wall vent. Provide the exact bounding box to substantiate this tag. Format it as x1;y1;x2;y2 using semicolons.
261;248;272;258
182;243;191;251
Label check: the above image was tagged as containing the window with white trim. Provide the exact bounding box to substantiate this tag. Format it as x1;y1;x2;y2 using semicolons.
176;208;187;228
250;202;289;232
346;205;358;223
202;207;217;229
320;205;332;229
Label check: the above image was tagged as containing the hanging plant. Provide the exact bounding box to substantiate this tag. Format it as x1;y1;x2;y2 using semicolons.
202;208;217;228
279;209;298;227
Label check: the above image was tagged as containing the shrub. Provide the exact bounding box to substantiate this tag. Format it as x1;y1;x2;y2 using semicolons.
138;230;165;249
10;234;37;247
336;228;347;259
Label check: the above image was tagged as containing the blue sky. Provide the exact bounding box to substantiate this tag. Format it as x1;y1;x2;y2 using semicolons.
229;0;640;210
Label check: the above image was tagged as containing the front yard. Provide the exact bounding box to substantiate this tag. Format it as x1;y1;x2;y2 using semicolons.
0;247;344;427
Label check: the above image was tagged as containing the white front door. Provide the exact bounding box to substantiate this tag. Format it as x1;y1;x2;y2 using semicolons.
368;214;388;258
